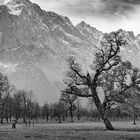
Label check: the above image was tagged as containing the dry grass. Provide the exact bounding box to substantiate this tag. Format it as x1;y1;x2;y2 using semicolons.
1;121;140;140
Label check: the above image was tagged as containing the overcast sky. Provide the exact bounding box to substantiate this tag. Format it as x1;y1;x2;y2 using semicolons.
1;0;140;35
30;0;140;35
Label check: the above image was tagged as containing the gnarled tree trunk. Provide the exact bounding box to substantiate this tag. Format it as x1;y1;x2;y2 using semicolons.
103;118;114;130
91;85;114;130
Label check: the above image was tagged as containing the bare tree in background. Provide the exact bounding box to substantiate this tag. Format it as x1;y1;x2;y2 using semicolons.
75;98;82;120
0;73;15;123
13;90;23;121
121;88;140;125
51;101;66;123
42;102;50;122
19;90;35;124
60;91;77;122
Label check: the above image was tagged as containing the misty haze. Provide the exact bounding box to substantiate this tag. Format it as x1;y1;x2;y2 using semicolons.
1;0;140;140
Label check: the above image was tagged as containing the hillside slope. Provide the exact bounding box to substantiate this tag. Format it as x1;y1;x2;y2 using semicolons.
0;0;139;104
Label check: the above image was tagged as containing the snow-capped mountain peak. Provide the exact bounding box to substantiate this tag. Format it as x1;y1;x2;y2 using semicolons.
4;0;24;15
0;0;140;103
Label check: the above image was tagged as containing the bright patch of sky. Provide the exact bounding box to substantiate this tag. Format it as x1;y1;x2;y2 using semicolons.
30;0;140;35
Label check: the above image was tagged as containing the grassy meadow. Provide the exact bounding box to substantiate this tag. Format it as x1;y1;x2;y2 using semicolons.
1;121;140;140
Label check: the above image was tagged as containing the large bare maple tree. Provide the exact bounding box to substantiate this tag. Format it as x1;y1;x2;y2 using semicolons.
63;30;140;130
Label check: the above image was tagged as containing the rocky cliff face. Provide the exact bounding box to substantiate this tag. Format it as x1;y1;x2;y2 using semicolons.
0;0;139;104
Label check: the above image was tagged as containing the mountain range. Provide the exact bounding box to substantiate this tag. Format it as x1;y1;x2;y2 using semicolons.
0;0;140;104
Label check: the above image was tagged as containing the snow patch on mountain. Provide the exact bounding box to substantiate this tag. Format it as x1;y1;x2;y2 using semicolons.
58;38;69;45
4;0;11;4
54;25;82;43
64;32;81;43
6;0;23;15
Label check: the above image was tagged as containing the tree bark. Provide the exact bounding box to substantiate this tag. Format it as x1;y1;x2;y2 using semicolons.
133;111;136;125
46;116;49;122
58;116;61;123
77;115;81;121
70;105;73;122
0;107;4;124
91;85;114;130
5;104;9;123
0;117;3;124
6;116;8;123
103;118;114;130
133;116;136;125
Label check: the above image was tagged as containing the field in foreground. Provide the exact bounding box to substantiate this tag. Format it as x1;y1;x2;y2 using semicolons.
1;121;140;140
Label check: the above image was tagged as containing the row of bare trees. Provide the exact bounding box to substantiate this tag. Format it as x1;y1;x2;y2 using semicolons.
0;73;15;123
0;89;41;123
42;97;80;123
0;72;40;123
0;68;139;125
41;97;140;124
